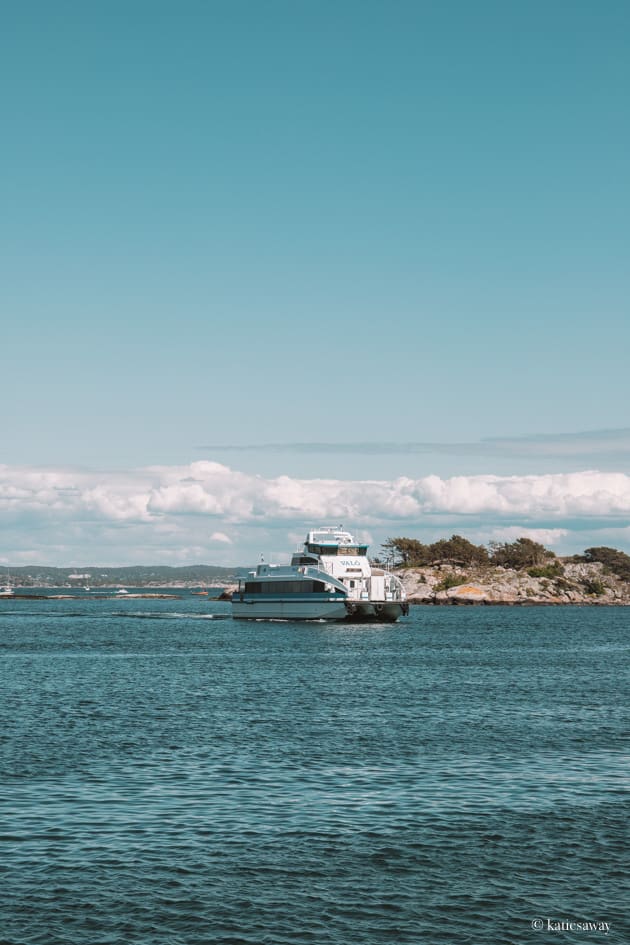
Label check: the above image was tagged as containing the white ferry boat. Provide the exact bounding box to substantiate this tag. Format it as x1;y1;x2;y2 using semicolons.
232;526;408;622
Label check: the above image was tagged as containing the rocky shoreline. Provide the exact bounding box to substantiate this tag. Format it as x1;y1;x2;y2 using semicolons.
398;560;630;605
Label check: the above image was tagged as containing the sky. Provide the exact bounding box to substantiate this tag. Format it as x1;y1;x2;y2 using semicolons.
2;0;629;566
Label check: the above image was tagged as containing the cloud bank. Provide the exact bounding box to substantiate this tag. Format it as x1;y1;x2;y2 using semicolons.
1;461;630;564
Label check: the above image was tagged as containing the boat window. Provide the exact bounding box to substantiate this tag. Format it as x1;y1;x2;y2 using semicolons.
244;580;330;595
306;544;367;556
307;543;338;555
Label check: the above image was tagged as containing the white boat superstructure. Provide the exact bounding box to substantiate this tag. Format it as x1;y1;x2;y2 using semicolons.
232;526;408;622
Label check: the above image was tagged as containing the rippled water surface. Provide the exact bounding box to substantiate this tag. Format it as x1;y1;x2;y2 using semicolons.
1;599;628;944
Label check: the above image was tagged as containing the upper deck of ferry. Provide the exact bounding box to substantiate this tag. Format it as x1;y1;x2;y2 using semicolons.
304;527;368;557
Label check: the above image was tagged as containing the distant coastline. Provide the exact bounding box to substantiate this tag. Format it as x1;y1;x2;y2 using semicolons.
0;586;232;601
0;563;236;591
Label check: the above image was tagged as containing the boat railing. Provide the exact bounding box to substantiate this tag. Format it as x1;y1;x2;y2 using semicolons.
385;573;406;601
298;565;340;584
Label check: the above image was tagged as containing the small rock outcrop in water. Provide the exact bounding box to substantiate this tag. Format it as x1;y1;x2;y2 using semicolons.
397;560;630;605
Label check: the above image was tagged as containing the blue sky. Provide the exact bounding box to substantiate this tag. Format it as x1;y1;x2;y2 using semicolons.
2;1;629;565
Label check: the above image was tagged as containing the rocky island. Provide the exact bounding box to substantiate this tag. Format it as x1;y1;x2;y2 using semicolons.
398;559;630;605
386;537;630;605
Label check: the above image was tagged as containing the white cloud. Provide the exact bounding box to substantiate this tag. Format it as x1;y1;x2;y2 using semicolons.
484;527;570;547
2;462;630;563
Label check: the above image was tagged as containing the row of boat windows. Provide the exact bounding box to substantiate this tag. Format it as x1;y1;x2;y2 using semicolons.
306;545;368;556
244;580;330;595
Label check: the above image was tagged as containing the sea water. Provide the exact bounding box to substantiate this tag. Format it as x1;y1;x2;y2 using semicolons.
0;599;628;944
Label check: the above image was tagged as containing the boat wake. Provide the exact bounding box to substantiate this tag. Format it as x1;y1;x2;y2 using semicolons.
117;612;229;620
0;610;230;621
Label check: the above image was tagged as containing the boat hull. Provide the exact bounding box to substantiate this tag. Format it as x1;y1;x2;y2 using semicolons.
232;596;349;621
232;596;408;622
345;600;409;622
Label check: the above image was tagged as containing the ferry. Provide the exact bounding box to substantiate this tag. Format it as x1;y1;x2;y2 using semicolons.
232;526;408;622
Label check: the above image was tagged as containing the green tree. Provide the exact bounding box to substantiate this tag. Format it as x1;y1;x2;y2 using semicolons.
381;538;430;567
489;537;553;570
527;562;564;579
428;535;489;567
580;577;606;596
583;547;630;582
435;573;470;592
